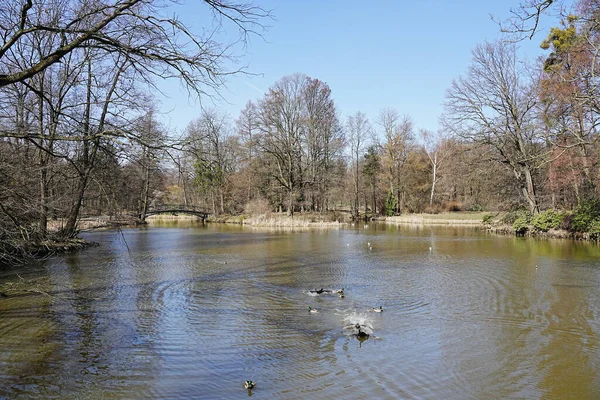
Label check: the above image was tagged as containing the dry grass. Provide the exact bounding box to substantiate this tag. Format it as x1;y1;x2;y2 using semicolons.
385;212;491;225
236;213;342;228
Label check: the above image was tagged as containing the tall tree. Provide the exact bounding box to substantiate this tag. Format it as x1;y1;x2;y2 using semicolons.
347;111;370;219
362;145;381;215
256;74;307;216
302;77;343;213
235;101;261;206
378;109;413;213
421;129;452;207
540;12;600;201
133;109;166;222
443;40;543;213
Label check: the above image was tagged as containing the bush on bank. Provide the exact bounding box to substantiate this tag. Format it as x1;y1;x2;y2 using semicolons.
485;200;600;240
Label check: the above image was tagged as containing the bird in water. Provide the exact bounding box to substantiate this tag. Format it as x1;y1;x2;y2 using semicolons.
355;323;369;338
308;306;319;313
244;380;255;389
372;306;383;313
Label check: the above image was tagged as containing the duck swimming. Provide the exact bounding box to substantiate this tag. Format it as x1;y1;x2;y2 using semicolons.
354;323;369;338
372;306;383;313
308;306;319;313
244;380;255;389
310;288;344;295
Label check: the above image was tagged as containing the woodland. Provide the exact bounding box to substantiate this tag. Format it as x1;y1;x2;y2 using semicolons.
1;0;600;264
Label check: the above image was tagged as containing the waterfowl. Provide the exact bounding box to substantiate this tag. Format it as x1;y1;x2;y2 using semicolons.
244;380;255;389
355;323;369;338
372;306;383;313
310;288;325;294
308;306;319;313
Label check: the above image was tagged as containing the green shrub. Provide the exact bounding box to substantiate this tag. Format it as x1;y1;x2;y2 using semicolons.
385;190;397;216
588;218;600;240
502;210;524;225
482;214;494;224
531;209;564;232
513;211;532;235
571;199;600;232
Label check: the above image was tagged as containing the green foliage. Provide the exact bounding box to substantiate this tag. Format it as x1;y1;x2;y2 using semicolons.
363;146;381;179
385;190;397;216
513;211;532;235
531;209;564;232
194;159;224;191
571;199;600;232
540;25;577;52
588;219;600;241
482;214;494;224
540;16;581;72
501;210;522;225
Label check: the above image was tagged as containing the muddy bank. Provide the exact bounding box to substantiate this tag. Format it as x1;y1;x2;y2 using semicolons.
1;238;96;269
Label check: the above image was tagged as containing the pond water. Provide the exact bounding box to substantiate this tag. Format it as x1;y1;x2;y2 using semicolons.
1;222;600;399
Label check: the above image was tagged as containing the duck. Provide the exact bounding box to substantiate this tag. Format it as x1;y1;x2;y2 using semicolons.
355;323;369;338
308;306;319;313
244;380;255;389
372;306;383;313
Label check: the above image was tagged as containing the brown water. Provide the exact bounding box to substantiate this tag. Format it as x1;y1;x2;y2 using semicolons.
1;222;600;399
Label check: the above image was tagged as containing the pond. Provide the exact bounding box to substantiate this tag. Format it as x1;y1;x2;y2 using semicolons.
1;222;600;399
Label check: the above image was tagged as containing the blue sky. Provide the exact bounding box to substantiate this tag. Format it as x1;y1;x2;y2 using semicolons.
158;0;569;136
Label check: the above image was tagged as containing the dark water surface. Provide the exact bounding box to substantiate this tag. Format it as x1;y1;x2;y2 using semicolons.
1;222;600;399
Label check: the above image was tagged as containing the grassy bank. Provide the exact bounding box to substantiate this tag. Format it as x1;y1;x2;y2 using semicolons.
211;213;344;228
383;212;492;226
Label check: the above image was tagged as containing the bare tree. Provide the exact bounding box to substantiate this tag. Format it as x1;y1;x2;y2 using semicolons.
235;101;260;205
378;109;413;213
347;111;371;219
496;0;556;39
302;77;343;213
442;40;543;213
420;129;452;207
256;74;307;216
0;0;270;91
133;109;166;221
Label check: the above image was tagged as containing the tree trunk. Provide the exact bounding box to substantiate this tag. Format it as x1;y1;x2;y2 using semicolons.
140;163;150;222
429;153;437;207
63;176;87;237
38;164;48;237
522;165;539;214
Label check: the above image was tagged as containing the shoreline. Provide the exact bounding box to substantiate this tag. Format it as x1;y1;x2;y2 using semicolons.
4;211;592;267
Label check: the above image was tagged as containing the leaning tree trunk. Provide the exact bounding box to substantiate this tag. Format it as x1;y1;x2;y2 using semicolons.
518;165;539;214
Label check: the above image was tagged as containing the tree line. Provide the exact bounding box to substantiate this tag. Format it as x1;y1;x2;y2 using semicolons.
2;0;600;264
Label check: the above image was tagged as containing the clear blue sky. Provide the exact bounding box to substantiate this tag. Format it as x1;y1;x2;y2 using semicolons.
158;0;569;136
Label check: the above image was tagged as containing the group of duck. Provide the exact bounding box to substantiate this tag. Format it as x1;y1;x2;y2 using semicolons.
243;288;383;392
307;288;383;339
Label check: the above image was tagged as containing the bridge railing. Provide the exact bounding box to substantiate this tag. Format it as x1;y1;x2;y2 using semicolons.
147;204;209;214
